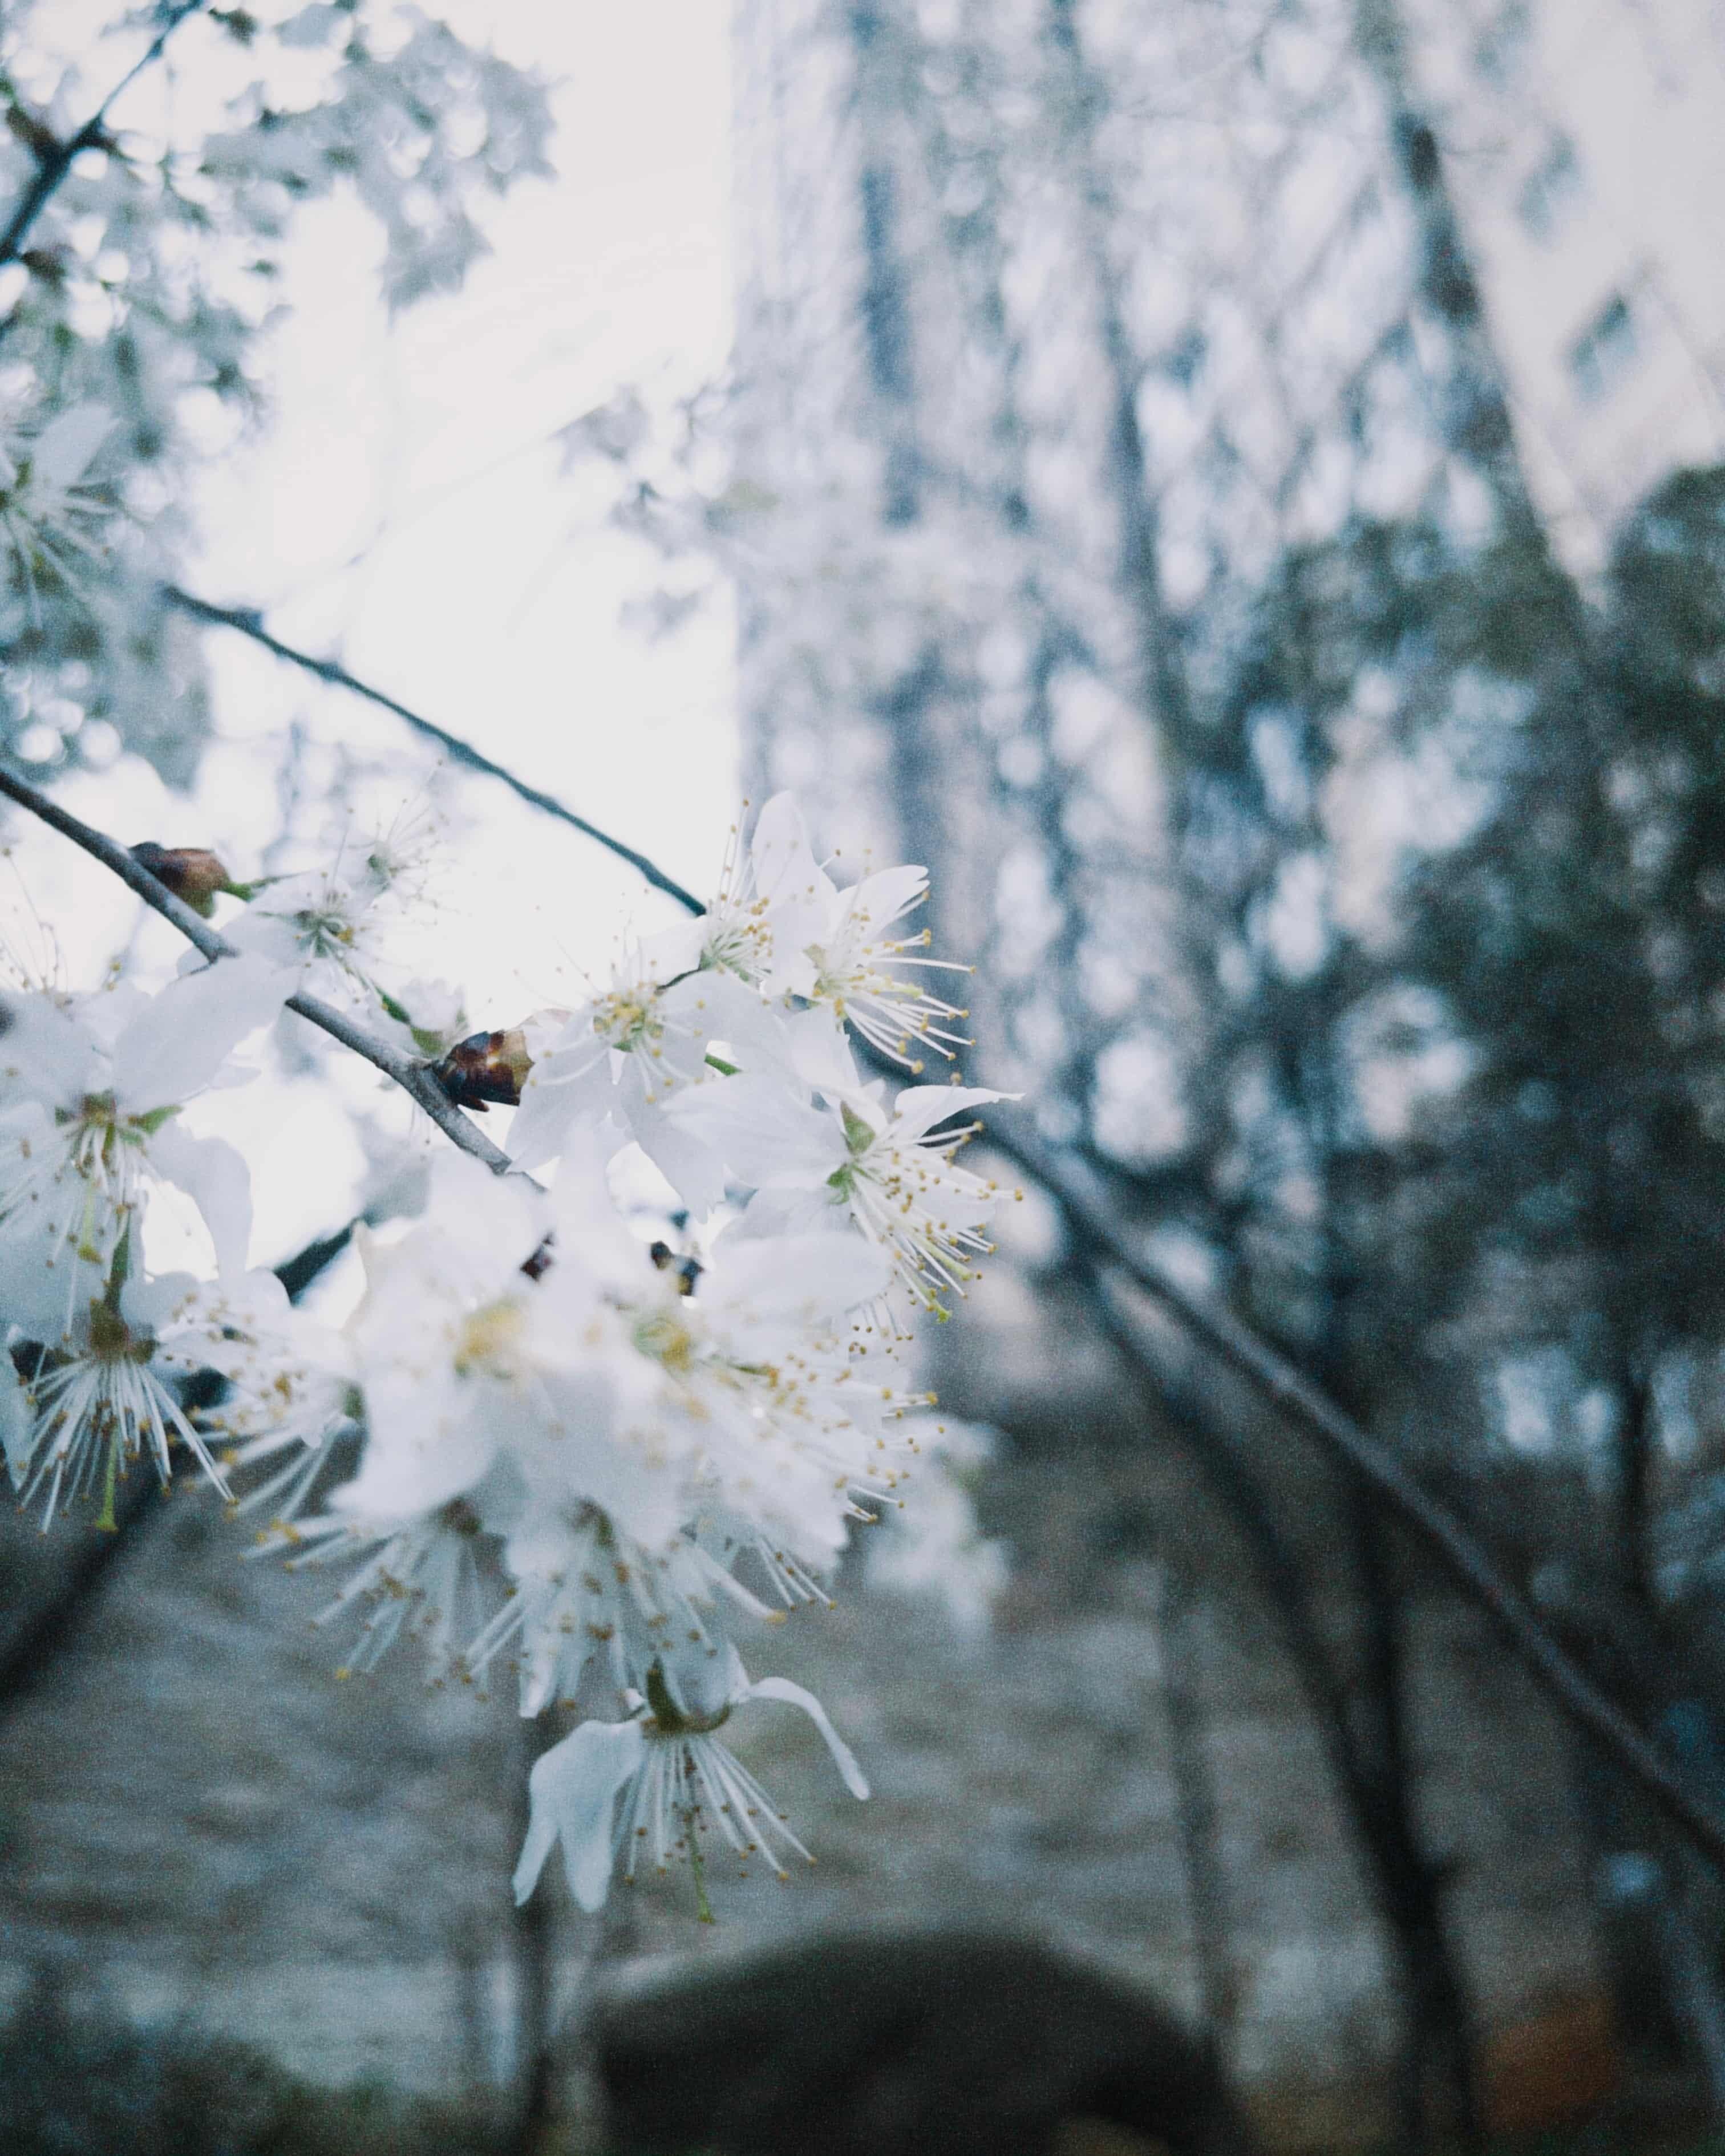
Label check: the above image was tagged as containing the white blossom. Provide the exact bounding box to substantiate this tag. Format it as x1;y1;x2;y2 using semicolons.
0;955;290;1343
670;1022;1015;1314
507;930;781;1207
512;1648;869;1915
1;1259;307;1529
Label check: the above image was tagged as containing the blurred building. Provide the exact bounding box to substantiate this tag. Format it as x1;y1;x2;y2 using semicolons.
723;0;1725;2137
1402;0;1725;573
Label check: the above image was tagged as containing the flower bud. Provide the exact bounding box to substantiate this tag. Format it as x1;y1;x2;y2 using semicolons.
129;843;244;918
433;1027;533;1111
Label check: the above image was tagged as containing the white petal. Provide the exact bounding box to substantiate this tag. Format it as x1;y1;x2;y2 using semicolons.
31;402;112;491
0;1348;30;1488
747;1676;870;1799
786;1011;865;1099
508;1048;612;1172
664;1072;842;1192
114;955;292;1111
704;1230;890;1330
674;966;788;1065
332;1399;497;1519
750;793;822;905
889;1084;1016;1141
843;862;928;935
637;917;707;983
0;994;102;1109
148;1124;253;1275
624;1100;730;1217
512;1718;646;1907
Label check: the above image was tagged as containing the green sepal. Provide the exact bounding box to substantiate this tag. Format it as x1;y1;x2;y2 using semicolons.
840;1103;874;1156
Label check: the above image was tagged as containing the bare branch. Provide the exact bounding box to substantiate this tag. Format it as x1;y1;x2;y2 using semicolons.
986;1104;1725;1874
0;759;511;1173
162;586;707;917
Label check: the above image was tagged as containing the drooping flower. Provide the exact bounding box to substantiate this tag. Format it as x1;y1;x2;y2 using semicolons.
464;1502;744;1713
512;1647;869;1914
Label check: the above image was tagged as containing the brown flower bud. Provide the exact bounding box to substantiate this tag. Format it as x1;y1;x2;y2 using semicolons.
130;843;241;918
432;1027;533;1112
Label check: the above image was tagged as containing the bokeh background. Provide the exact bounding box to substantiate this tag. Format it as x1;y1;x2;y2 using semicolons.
5;2;1725;2150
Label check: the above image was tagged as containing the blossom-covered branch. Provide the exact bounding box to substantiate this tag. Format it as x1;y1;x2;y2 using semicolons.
0;769;1011;1916
0;759;509;1173
129;589;1725;1874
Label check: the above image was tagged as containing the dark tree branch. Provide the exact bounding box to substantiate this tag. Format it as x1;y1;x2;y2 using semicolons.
0;759;513;1172
988;1105;1725;1874
0;3;210;270
162;586;707;916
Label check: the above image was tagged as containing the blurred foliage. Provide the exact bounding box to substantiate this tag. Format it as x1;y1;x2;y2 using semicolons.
0;1971;506;2156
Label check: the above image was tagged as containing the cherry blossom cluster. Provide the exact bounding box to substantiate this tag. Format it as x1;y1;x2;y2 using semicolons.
0;795;1011;1918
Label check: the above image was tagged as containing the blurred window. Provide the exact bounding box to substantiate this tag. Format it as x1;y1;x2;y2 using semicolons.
1569;292;1639;403
1517;133;1582;242
1473;0;1532;82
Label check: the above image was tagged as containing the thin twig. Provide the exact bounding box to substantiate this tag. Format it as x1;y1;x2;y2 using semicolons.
993;1109;1725;1874
161;586;707;916
0;760;511;1173
0;3;210;270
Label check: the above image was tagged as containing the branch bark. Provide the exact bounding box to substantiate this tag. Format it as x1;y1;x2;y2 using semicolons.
0;759;512;1173
161;586;705;915
1000;1109;1725;1874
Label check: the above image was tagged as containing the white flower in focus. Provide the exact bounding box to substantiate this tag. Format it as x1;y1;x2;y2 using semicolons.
670;1035;1014;1314
0;956;290;1343
508;930;783;1210
695;794;829;990
723;795;970;1069
512;1651;869;1914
